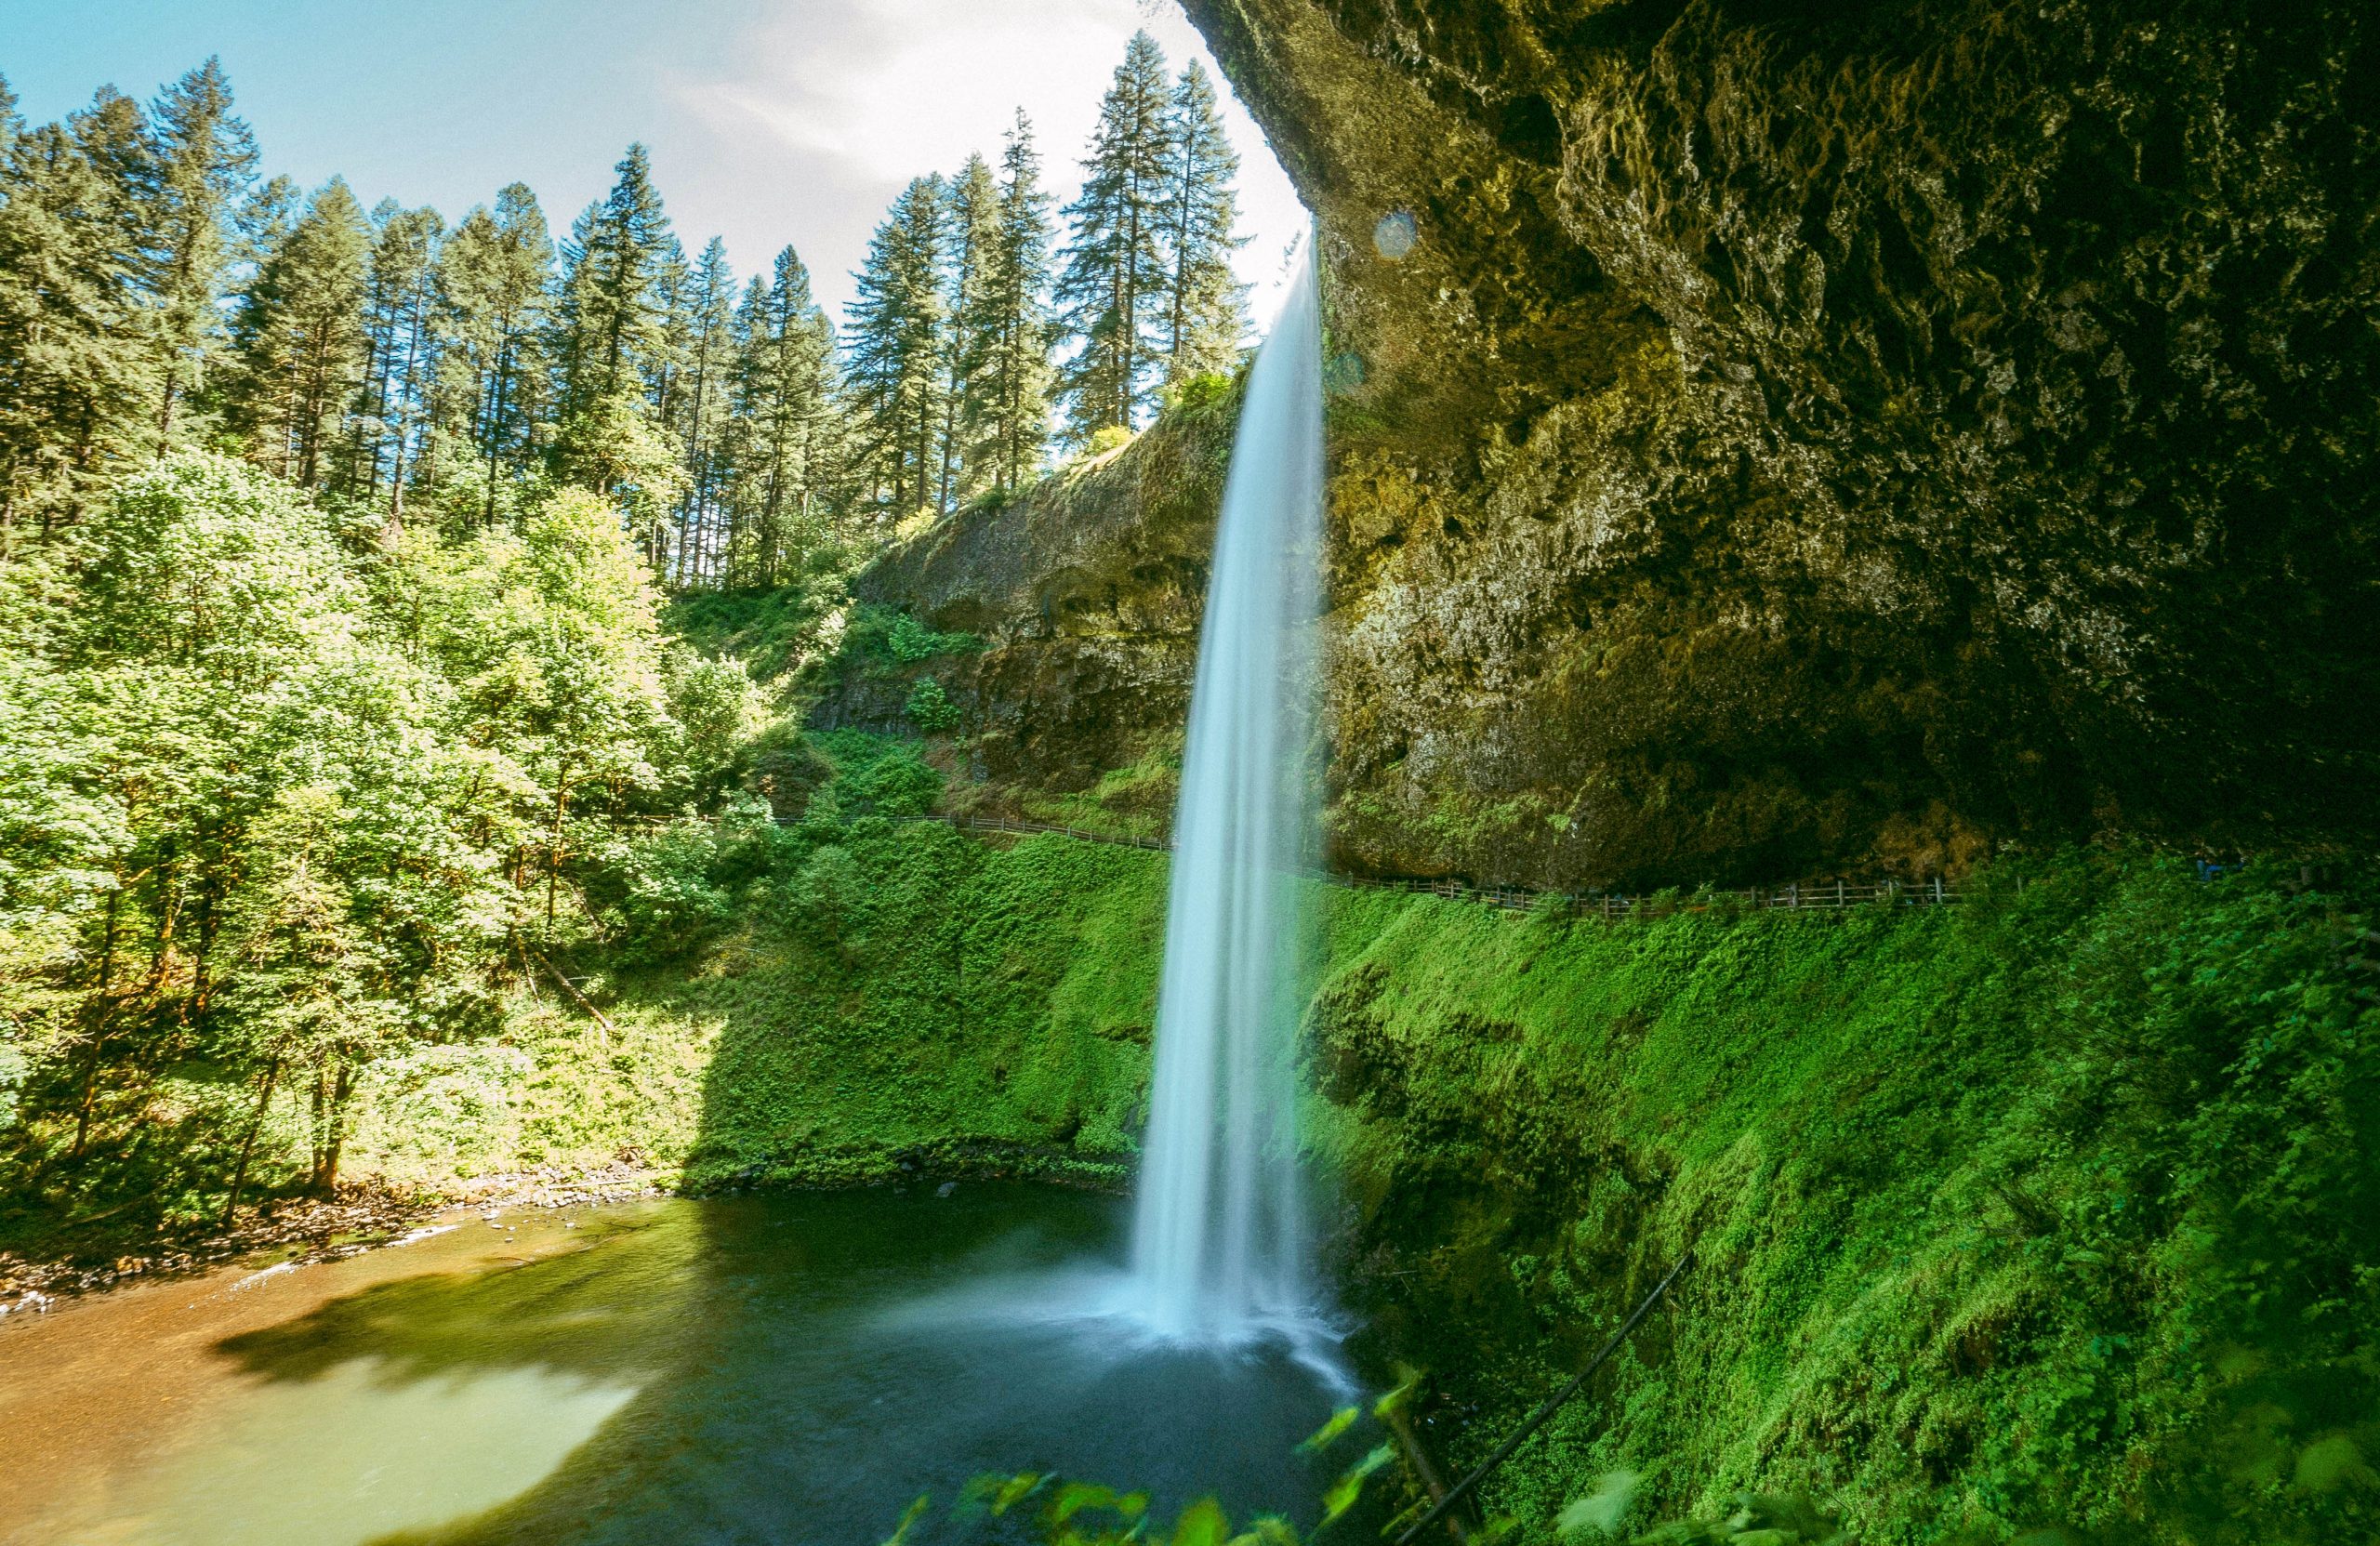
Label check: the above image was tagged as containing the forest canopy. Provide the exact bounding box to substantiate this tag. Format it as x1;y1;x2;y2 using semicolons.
0;31;1250;1231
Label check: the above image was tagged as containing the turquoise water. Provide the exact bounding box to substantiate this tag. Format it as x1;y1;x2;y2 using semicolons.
36;1187;1355;1545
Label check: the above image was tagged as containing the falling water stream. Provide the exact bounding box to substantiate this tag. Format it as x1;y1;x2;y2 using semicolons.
1129;250;1326;1341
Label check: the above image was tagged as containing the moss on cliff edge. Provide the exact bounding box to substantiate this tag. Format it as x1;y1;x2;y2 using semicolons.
1309;852;2376;1544
538;810;2375;1543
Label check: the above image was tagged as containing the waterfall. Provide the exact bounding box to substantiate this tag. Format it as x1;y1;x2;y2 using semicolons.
1128;250;1325;1341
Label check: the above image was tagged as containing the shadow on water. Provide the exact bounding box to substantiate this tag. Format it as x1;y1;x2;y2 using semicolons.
200;1187;1347;1546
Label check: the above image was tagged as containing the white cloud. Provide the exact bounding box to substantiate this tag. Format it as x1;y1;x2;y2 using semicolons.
659;0;1310;331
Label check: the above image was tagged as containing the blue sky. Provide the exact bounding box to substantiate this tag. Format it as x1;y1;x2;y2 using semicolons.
0;0;1309;328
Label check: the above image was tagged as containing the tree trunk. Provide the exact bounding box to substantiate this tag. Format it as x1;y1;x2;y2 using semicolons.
312;1059;353;1194
546;773;571;936
220;1054;284;1228
69;1030;106;1160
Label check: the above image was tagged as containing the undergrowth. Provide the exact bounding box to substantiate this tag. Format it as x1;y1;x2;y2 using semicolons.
12;720;2367;1546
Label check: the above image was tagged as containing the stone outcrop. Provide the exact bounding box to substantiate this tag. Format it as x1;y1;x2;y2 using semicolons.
830;0;2380;888
811;390;1233;798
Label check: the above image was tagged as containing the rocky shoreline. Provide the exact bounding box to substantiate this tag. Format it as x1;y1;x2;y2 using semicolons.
0;1161;668;1321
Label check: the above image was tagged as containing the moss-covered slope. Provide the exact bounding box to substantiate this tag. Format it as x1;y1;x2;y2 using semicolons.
381;814;2372;1543
1309;853;2375;1543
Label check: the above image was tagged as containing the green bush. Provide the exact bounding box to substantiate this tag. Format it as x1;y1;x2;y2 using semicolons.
905;677;964;733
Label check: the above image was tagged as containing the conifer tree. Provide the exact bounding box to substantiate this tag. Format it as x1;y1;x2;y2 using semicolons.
936;153;1001;512
226;178;370;488
1055;32;1172;442
0;87;155;539
666;237;738;585
719;273;770;581
342;202;443;517
435;183;550;524
845;176;948;519
1158;61;1248;388
139;59;257;449
734;246;838;584
553;143;673;419
964;110;1056;494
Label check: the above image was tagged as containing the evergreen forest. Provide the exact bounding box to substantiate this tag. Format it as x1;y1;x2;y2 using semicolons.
0;32;1246;1213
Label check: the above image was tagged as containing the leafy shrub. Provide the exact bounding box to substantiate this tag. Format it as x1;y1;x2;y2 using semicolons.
1164;369;1238;416
1081;424;1136;458
905;677;964;733
853;752;943;816
787;844;864;947
602;822;737;964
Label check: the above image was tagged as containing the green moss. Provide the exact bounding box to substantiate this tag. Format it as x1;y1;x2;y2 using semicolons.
345;825;2372;1545
1015;739;1183;841
1306;853;2376;1545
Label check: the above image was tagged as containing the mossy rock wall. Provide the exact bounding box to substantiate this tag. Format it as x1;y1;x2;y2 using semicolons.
1189;0;2379;888
841;1;2379;890
812;395;1237;797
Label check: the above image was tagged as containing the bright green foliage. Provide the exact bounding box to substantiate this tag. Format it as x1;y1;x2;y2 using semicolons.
0;451;755;1233
1298;856;2377;1546
663;575;848;687
904;676;963;732
887;1380;1410;1544
880;608;983;664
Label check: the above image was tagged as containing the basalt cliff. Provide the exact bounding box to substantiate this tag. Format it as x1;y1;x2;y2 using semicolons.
824;0;2379;890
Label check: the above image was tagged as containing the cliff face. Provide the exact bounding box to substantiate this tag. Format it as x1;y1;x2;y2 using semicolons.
812;391;1233;799
835;0;2379;887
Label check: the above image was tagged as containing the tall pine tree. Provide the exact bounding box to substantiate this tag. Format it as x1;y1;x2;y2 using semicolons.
341;201;443;518
0;86;156;541
1158;61;1248;389
139;59;257;450
226;178;370;488
936;153;1001;513
963;110;1055;494
435;183;550;526
552;145;682;548
732;246;839;584
664;236;738;586
845;175;948;520
1055;32;1171;443
553;144;673;421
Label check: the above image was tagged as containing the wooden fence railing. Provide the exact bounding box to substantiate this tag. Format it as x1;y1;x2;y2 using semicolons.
845;813;1964;918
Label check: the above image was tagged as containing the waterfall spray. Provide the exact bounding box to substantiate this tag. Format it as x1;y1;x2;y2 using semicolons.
1128;249;1325;1341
